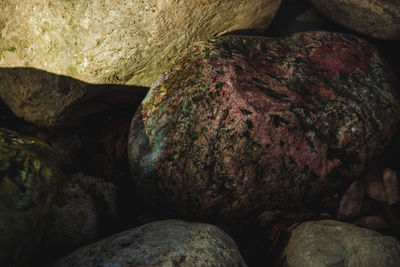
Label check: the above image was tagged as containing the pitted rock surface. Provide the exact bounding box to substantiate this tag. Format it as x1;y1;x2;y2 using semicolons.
310;0;400;40
283;220;400;267
0;127;63;266
0;0;282;87
50;219;247;267
128;32;400;222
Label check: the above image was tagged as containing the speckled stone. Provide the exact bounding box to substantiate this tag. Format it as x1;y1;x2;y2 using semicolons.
50;219;247;267
128;32;400;222
0;0;282;87
310;0;400;40
0;127;63;266
283;220;400;267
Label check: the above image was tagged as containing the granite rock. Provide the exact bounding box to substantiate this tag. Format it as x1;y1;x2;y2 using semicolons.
0;127;63;266
310;0;400;40
0;0;282;87
50;219;247;267
128;32;400;221
283;220;400;267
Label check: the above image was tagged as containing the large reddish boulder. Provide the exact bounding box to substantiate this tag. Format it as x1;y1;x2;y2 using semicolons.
128;32;400;221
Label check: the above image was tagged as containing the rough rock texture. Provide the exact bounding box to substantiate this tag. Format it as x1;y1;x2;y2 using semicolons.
283;220;400;267
39;172;118;261
0;0;282;87
338;180;364;220
128;32;400;221
0;127;63;266
310;0;400;40
0;68;147;127
50;219;247;267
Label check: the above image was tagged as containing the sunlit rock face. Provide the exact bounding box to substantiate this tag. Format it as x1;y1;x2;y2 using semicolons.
50;220;247;267
0;0;282;87
128;32;400;222
310;0;400;40
0;128;63;266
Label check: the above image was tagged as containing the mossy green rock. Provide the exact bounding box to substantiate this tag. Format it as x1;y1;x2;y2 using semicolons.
0;128;62;266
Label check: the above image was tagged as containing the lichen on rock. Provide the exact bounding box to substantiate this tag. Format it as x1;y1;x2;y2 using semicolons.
128;32;400;222
0;127;63;266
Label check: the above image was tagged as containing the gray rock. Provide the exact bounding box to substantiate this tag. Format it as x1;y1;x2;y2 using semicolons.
39;172;118;259
283;220;400;267
50;219;247;267
310;0;400;40
338;180;364;220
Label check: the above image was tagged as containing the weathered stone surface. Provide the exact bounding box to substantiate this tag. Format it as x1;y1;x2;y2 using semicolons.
310;0;400;40
364;169;387;202
338;180;364;220
382;168;399;205
354;216;389;231
50;219;247;267
39;172;118;260
0;68;147;127
0;0;282;87
0;127;63;266
284;220;400;267
128;32;400;221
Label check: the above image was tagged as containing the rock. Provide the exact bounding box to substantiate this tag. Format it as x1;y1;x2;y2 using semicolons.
38;172;118;261
49;219;247;267
283;220;400;267
354;216;389;231
310;0;400;40
128;32;400;221
338;180;364;220
0;127;63;266
258;210;283;226
0;68;147;127
296;8;327;24
0;0;282;88
382;168;399;205
364;169;387;202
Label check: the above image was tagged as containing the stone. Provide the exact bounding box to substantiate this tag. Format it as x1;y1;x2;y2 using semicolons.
310;0;400;40
283;220;400;267
0;0;282;87
49;219;247;267
364;169;387;202
38;172;118;261
338;180;364;220
128;32;400;222
382;168;399;205
0;127;63;266
354;216;389;231
0;68;147;127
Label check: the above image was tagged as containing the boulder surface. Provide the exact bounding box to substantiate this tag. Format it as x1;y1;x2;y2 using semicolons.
0;0;282;86
283;220;400;267
310;0;400;40
0;127;63;266
50;219;247;267
128;32;400;221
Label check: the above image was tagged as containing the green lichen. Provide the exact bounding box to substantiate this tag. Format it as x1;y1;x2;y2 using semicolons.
0;128;62;266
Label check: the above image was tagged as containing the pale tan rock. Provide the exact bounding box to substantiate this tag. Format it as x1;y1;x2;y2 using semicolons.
383;168;399;205
0;0;282;127
0;0;282;87
338;180;364;220
364;169;387;202
0;68;147;127
284;220;400;267
50;220;247;267
310;0;400;40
